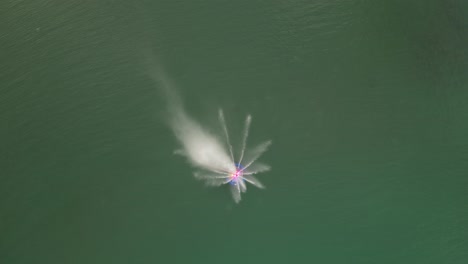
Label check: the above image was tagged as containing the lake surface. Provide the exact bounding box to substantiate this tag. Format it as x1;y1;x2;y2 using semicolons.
1;1;468;263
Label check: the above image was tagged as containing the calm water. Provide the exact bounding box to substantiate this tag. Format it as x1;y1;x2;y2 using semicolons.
1;1;468;263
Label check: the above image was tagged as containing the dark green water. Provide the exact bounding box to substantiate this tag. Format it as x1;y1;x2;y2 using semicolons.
1;1;468;263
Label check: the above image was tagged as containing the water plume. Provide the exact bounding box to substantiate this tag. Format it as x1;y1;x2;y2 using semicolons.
149;63;271;203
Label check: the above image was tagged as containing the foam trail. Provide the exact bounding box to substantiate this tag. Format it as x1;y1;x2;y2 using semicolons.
149;66;235;174
242;140;272;170
237;115;251;165
242;162;271;175
243;175;264;189
218;109;235;164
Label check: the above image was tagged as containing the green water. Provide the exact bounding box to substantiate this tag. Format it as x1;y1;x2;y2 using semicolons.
1;1;468;263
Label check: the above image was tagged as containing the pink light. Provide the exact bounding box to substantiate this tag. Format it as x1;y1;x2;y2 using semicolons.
231;168;243;180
